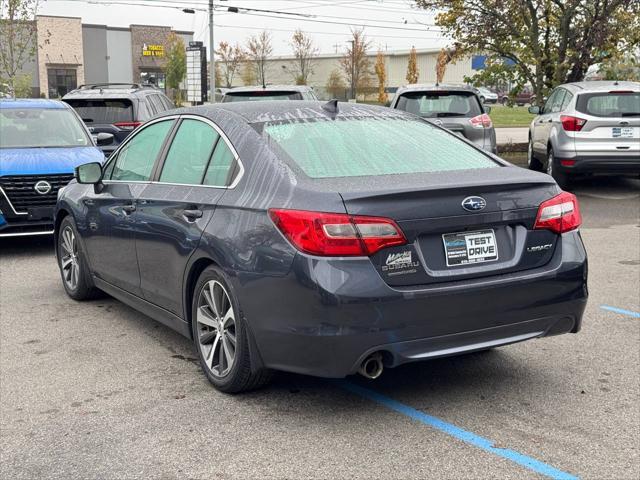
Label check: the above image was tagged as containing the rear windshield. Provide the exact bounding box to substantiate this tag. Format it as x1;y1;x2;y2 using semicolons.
222;91;303;102
575;92;640;117
263;117;497;179
64;99;134;124
0;108;90;148
395;91;482;118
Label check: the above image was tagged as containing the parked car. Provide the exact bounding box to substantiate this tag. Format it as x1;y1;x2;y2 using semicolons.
499;87;536;106
56;100;587;393
390;84;497;153
0;99;106;237
214;87;230;102
474;86;498;104
527;81;640;188
221;85;318;102
62;83;175;157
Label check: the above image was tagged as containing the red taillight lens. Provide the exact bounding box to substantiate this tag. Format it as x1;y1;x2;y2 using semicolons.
113;121;142;131
560;115;587;132
469;113;492;129
534;192;582;234
268;209;406;256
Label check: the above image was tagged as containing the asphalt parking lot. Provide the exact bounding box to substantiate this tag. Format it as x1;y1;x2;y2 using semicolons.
1;175;638;480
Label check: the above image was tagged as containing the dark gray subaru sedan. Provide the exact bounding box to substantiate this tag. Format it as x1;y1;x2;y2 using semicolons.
55;101;588;393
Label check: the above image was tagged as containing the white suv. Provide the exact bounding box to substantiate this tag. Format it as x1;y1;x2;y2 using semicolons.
527;81;640;188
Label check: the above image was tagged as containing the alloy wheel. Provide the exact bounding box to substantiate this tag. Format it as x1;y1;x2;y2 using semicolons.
547;151;554;176
527;141;533;167
60;226;80;290
196;280;237;377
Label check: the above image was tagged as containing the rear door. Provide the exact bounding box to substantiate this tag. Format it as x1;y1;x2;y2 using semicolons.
572;90;640;157
532;88;565;155
135;116;239;315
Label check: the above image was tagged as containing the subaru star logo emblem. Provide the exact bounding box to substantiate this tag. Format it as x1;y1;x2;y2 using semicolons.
462;196;486;212
34;180;52;195
432;119;443;126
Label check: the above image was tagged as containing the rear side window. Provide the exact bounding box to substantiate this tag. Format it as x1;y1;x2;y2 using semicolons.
395;92;482;118
576;92;640;117
159;119;220;184
64;99;133;124
110;120;173;181
264;117;497;179
222;91;303;102
203;140;236;186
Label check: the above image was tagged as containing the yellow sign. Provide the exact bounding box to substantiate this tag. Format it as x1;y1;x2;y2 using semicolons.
142;44;164;57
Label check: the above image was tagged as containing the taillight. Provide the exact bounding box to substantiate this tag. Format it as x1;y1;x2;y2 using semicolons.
533;192;582;234
560;115;586;132
469;113;492;129
268;209;406;256
113;121;142;131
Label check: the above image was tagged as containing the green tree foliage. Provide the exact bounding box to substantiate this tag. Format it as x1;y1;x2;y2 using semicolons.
415;0;640;105
0;0;38;96
599;53;640;82
375;50;388;104
13;72;31;97
164;32;186;105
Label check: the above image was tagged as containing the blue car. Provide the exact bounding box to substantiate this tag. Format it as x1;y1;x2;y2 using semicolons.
0;99;105;237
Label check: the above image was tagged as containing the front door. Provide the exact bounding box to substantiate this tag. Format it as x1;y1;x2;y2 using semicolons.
532;89;565;156
136;117;239;316
82;118;175;295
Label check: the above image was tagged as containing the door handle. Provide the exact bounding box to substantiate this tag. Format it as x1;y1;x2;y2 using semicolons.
183;209;203;220
122;204;136;214
546;119;552;123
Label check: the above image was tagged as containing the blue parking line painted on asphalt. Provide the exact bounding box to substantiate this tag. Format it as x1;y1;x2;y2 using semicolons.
339;381;579;480
600;305;640;319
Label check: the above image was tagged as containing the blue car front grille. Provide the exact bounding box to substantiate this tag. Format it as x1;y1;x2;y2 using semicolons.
0;174;73;213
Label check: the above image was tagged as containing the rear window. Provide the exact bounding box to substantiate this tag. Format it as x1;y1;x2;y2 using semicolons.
575;92;640;117
64;99;134;124
222;91;303;102
264;117;497;179
396;91;482;118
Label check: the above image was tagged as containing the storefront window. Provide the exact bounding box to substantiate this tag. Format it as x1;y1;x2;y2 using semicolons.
47;68;77;98
140;71;166;90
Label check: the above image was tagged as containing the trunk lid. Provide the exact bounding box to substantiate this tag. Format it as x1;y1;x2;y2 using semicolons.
339;167;560;286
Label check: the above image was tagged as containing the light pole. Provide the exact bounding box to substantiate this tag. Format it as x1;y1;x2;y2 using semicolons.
209;0;215;103
350;40;355;100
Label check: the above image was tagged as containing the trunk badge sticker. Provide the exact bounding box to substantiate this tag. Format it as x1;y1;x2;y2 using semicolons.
382;251;420;276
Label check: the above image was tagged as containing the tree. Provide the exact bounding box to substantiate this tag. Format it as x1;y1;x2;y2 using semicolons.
406;46;419;84
164;32;186;105
374;50;388;104
339;28;372;99
289;29;318;85
415;0;640;106
598;53;640;82
0;0;38;96
326;69;346;99
246;30;273;87
216;41;245;88
240;61;256;86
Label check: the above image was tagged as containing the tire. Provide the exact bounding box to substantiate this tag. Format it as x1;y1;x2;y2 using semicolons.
527;139;543;171
191;265;272;393
546;148;570;190
57;216;101;300
501;97;509;106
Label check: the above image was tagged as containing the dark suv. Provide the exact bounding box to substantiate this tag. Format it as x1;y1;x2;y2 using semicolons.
63;83;175;157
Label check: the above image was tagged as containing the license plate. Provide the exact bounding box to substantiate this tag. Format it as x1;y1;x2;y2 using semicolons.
28;206;54;220
442;229;498;267
612;127;633;138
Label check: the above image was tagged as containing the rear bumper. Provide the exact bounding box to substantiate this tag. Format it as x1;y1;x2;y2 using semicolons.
237;231;588;378
557;154;640;175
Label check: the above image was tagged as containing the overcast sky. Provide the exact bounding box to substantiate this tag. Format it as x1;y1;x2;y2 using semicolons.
39;0;450;56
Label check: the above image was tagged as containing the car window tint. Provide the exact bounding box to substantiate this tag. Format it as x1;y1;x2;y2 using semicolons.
264;117;497;179
159;119;220;184
222;91;303;102
560;91;573;110
64;99;133;124
203;139;235;186
395;92;482;118
110;120;173;181
551;90;566;113
576;92;640;117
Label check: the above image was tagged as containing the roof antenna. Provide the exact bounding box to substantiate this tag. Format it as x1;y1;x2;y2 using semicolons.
322;99;339;114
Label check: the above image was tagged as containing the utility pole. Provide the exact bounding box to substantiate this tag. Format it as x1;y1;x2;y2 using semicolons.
350;39;355;100
209;0;215;102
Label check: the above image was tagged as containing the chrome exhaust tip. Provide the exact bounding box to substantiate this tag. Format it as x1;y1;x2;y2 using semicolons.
358;352;384;380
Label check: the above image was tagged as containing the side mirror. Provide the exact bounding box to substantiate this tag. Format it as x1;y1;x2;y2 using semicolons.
528;106;540;115
95;132;114;146
385;101;391;108
484;106;492;114
75;162;102;184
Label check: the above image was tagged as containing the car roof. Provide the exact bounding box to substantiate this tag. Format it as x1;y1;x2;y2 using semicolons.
561;80;640;92
62;84;162;99
174;100;411;124
395;83;477;95
225;85;314;94
0;98;70;109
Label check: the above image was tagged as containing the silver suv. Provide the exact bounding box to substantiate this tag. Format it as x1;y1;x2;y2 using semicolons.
390;84;497;154
527;81;640;187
